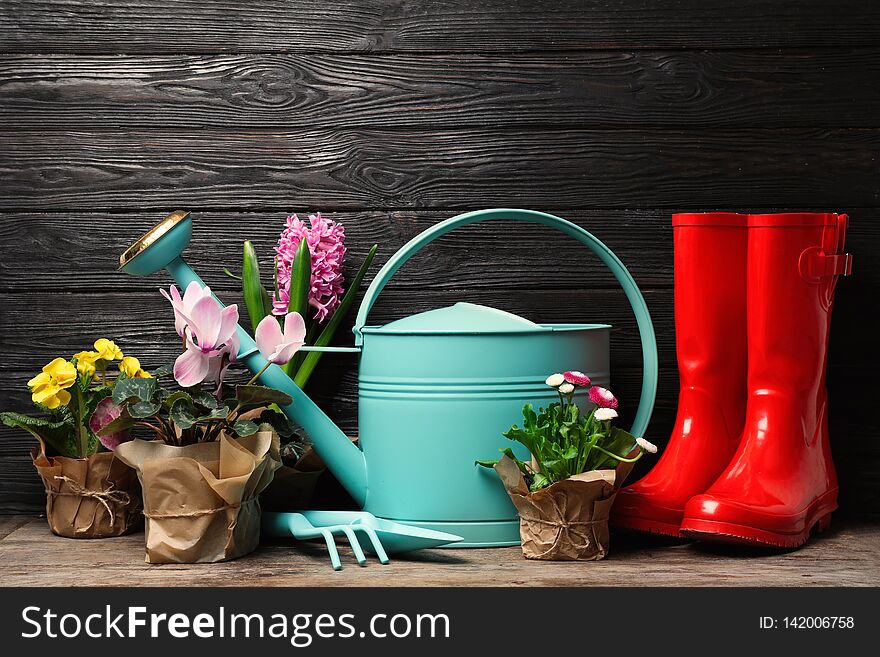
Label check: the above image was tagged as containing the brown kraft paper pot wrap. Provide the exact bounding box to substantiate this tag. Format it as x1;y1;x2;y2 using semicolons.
115;429;281;564
494;452;637;561
32;439;142;539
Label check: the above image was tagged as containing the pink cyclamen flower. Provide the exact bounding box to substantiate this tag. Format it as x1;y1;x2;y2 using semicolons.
160;281;213;338
273;212;346;323
255;312;306;365
173;295;240;387
563;370;591;387
589;386;619;409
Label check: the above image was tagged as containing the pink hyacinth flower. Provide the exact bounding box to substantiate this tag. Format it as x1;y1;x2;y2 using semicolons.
589;386;619;409
563;370;591;387
255;312;306;365
173;295;240;387
160;281;213;338
273;212;346;323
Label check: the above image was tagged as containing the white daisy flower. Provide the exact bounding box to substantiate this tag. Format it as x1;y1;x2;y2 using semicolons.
558;382;575;394
594;407;618;421
636;437;658;453
545;373;565;387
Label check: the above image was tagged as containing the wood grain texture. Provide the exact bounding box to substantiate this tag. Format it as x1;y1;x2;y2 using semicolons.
1;516;877;586
3;128;880;211
1;3;878;518
3;49;880;129
2;1;880;54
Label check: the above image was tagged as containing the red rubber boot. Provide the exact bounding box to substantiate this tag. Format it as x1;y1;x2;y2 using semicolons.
611;213;749;537
680;213;852;548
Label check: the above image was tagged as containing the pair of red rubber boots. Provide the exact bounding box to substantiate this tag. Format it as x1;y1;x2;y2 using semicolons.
612;212;852;548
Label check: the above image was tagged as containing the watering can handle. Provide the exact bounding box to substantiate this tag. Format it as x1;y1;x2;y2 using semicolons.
353;208;658;438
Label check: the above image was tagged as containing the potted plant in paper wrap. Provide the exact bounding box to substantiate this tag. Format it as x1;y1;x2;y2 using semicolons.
478;371;658;561
105;285;306;563
223;212;378;509
0;340;148;538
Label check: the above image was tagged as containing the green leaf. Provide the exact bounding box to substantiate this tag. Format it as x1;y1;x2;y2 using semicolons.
95;413;137;437
283;238;312;377
128;399;162;419
287;238;312;318
257;407;295;439
199;406;230;421
190;389;221;409
232;419;259;437
474;459;499;468
0;411;78;457
170;398;200;430
152;364;173;378
222;267;242;281
163;390;192;408
112;377;158;405
293;244;378;387
243;240;269;333
234;384;293;409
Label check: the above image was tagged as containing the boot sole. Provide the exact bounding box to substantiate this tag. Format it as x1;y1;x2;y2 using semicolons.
679;496;837;549
611;514;685;539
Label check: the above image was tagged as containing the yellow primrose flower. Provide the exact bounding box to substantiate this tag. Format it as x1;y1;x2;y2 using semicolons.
73;350;99;377
119;356;151;378
27;357;76;409
94;338;123;361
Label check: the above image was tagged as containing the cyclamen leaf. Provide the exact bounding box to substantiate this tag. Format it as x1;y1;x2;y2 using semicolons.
112;377;158;405
233;419;259;437
95;413;137;437
170;398;199;430
257;408;295;439
152;364;173;378
163;390;192;408
128;399;162;419
190;389;221;409
234;385;293;409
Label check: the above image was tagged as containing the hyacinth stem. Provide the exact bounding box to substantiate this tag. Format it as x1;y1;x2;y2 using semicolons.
294;244;378;388
284;239;312;377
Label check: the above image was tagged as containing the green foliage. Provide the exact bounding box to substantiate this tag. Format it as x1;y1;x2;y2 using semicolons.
294;243;379;387
243;240;270;333
478;399;641;492
234;384;293;410
0;411;78;458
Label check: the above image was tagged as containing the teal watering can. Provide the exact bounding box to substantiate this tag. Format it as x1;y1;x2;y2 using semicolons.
119;208;658;546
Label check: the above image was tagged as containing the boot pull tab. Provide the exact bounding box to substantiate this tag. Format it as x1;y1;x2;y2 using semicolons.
798;213;853;283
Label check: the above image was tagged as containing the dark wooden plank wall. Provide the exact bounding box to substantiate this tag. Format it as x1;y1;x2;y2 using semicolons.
0;2;878;514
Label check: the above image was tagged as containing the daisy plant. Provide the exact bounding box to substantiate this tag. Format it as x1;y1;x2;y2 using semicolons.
224;212;378;388
0;339;152;458
94;288;300;447
477;370;658;492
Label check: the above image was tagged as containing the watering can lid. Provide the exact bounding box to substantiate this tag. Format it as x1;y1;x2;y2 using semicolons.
368;302;544;334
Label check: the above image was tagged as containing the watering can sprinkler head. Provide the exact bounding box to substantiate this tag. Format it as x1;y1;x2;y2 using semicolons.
119;210;193;276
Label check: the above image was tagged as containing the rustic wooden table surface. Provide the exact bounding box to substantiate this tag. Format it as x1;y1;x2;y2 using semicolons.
1;515;877;587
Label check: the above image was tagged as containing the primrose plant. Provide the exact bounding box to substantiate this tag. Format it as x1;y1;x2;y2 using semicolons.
478;370;658;492
96;286;305;446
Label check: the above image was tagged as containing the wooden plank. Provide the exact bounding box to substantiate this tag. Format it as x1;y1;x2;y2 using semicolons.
1;1;879;54
0;210;675;292
0;517;877;587
2;128;879;210
2;49;880;130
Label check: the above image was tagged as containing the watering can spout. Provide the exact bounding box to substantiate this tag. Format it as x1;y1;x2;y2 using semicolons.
119;212;369;507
